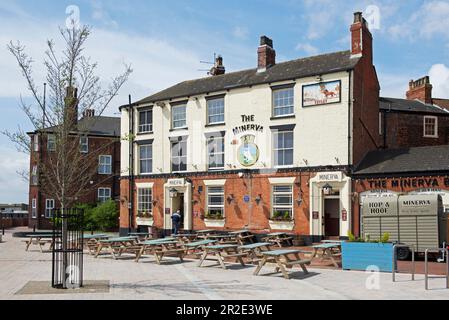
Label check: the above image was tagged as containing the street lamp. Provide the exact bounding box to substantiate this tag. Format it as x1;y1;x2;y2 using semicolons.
169;188;178;198
323;183;333;195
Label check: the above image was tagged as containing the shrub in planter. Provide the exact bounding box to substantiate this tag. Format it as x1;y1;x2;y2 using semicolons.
271;211;292;221
205;211;224;220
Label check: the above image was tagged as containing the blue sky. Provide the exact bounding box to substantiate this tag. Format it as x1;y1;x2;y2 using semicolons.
1;0;449;203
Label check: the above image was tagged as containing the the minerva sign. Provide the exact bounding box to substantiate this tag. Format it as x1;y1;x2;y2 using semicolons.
233;115;263;167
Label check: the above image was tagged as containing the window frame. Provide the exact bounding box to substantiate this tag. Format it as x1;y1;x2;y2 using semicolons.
171;103;187;129
423;116;438;138
138;108;153;133
80;136;89;154
272;86;295;118
207;135;225;171
98;155;112;175
206;186;225;218
206;96;225;125
31;198;37;219
273;130;294;168
33;134;39;152
98;188;112;203
47;134;56;152
31;165;38;185
45;199;55;218
271;185;294;220
171;139;187;173
137;187;153;215
138;144;153;175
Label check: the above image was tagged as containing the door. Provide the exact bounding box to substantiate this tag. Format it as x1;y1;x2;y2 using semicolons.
324;199;340;237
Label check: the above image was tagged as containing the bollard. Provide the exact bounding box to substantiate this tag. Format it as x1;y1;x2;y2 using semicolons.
33;225;36;233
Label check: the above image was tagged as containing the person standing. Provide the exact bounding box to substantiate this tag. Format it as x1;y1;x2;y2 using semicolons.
171;210;182;235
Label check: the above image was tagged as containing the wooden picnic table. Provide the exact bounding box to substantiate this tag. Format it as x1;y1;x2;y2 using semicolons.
173;234;198;244
321;240;345;244
254;249;311;280
262;232;293;248
311;243;342;268
229;230;254;245
183;239;217;258
129;232;152;240
238;242;272;263
205;234;238;244
94;236;139;259
135;239;184;264
83;234;110;255
22;234;60;253
198;244;247;269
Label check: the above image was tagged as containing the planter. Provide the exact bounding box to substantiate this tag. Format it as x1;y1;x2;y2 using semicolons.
342;242;394;272
204;219;225;228
136;217;154;227
269;220;295;231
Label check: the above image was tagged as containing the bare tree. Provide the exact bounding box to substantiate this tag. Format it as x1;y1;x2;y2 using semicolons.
4;25;132;210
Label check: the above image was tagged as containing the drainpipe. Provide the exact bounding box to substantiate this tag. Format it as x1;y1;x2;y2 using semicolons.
128;95;135;234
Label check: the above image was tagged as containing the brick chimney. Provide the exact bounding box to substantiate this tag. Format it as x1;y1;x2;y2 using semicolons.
257;36;276;72
64;86;78;130
209;55;225;76
350;12;373;62
406;76;433;105
82;109;95;118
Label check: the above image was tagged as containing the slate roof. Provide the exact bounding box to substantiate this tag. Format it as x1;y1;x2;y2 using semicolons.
33;116;120;137
433;98;449;112
354;145;449;175
134;50;359;105
379;97;449;115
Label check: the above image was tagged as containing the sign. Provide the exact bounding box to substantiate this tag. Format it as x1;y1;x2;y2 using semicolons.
317;172;343;182
312;211;319;220
303;80;341;107
243;195;250;203
238;135;260;167
367;178;449;190
168;178;186;187
232;115;264;135
342;209;348;222
165;208;171;215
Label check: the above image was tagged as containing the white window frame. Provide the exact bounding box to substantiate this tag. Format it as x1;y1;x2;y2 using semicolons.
172;104;187;129
45;199;55;218
207;136;225;171
98;155;112;175
206;186;225;218
171;140;187;173
207;97;225;125
137;188;153;215
272;87;295;118
139;144;153;174
273;130;294;168
33;134;39;152
31;165;38;185
80;136;89;153
271;185;294;220
138;109;153;133
31;198;37;218
98;188;111;203
47;134;56;152
423;116;438;138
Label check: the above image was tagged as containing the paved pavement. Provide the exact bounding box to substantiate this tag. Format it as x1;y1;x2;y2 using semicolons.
1;229;448;300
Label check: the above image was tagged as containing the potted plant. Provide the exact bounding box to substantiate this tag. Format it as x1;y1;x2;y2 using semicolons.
204;210;225;228
136;211;154;226
341;232;394;272
269;211;294;231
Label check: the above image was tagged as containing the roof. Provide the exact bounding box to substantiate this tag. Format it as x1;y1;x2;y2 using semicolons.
354;145;449;175
34;116;120;137
135;50;359;105
379;97;449;115
433;98;449;111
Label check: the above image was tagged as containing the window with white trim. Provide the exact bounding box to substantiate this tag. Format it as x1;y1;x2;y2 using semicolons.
273;131;294;167
98;188;111;203
424;116;438;138
207;136;225;170
31;198;37;218
139;144;153;174
207;97;225;124
172;104;187;129
138;109;153;133
207;186;225;218
98;155;112;174
137;188;152;216
33;134;39;152
271;185;293;220
273;87;294;117
171;139;187;172
31;165;38;185
47;134;56;152
80;136;88;153
45;199;55;218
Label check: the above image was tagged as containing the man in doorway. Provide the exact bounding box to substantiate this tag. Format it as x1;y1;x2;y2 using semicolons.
171;210;182;235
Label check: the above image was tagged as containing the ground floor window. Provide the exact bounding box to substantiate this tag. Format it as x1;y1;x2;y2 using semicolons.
137;188;153;217
45;199;55;218
206;186;225;219
271;185;293;220
98;188;111;203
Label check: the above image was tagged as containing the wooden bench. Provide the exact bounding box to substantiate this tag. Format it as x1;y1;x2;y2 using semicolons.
254;249;311;279
198;244;246;269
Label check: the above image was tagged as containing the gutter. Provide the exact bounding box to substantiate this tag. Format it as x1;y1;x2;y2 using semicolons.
128;95;135;234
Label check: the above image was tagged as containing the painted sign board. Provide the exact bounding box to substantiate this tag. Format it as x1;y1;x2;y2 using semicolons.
303;80;341;107
243;195;250;203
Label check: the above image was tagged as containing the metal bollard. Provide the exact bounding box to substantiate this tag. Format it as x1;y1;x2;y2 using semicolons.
33;225;36;233
425;248;449;290
392;244;415;282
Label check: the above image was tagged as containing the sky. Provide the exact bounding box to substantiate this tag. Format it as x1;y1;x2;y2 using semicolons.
1;0;449;204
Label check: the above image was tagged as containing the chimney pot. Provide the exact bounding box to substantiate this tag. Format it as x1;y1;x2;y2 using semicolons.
406;76;433;104
260;35;273;48
209;55;225;76
354;12;363;23
257;36;276;71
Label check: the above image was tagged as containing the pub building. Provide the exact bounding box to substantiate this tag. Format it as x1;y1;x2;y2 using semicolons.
118;11;447;243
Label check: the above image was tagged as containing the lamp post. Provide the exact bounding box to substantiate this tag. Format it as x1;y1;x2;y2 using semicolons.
169;188;178;199
323;183;333;195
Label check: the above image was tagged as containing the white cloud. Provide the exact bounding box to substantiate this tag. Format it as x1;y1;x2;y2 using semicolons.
295;43;319;56
0;146;28;203
429;64;449;98
232;26;249;40
378;73;410;98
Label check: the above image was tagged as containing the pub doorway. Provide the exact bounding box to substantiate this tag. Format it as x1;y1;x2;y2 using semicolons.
171;192;185;230
324;198;340;238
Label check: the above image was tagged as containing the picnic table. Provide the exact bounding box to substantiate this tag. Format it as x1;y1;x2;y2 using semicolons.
254;249;311;280
135;239;184;264
173;234;198;244
262;232;293;248
311;243;342;268
321;240;345;244
229;230;255;245
94;236;138;259
205;234;238;244
129;232;152;240
183;239;217;257
23;234;60;252
83;234;110;255
196;229;218;238
198;244;247;269
238;242;272;263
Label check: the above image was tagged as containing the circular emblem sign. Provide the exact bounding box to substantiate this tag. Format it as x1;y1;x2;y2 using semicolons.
238;135;259;167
